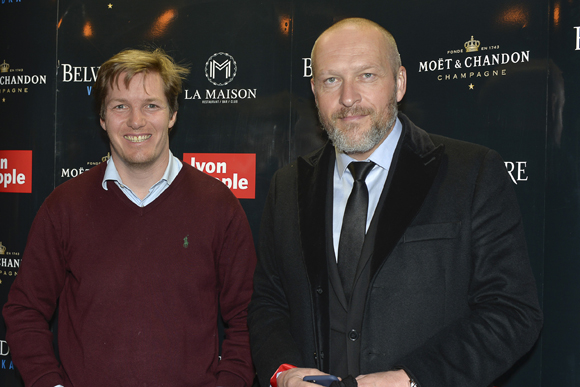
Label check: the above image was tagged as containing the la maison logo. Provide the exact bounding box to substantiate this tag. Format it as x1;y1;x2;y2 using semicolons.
184;153;256;199
185;52;257;104
205;52;237;86
0;150;32;193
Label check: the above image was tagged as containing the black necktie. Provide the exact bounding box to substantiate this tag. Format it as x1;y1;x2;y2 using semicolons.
337;161;375;301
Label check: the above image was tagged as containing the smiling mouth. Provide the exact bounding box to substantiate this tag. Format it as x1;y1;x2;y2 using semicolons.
124;135;151;143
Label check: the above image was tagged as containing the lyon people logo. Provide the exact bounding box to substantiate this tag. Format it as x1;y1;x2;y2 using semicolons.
205;52;237;86
184;153;256;199
0;150;32;193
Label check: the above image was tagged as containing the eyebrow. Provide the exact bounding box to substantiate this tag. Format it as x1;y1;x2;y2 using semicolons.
351;63;382;73
107;97;163;105
318;63;382;76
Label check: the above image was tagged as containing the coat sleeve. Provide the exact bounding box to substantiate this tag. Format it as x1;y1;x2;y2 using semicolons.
2;203;67;387
215;199;258;387
396;149;543;387
248;171;307;387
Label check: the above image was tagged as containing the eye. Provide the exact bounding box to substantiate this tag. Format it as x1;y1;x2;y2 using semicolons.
112;104;127;110
362;73;374;80
324;77;337;85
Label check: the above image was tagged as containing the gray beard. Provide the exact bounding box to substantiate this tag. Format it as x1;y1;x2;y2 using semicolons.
319;93;398;155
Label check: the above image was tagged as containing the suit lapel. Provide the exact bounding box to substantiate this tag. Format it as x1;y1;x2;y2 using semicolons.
369;115;445;278
297;143;335;371
297;143;334;293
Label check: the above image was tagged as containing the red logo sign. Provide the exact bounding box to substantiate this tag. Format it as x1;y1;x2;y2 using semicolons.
183;153;255;199
0;150;32;193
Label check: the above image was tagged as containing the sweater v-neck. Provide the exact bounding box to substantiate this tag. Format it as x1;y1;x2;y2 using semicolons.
102;161;187;216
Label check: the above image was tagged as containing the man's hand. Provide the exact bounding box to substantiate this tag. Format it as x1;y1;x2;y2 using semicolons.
356;370;410;387
277;367;330;387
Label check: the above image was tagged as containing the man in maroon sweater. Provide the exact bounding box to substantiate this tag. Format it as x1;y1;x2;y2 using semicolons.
3;48;256;387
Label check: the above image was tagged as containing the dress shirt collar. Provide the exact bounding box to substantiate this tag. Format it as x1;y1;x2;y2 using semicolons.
101;150;181;191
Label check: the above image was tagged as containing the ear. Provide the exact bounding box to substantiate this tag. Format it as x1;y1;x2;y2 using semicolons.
100;117;107;131
396;66;407;102
168;111;177;129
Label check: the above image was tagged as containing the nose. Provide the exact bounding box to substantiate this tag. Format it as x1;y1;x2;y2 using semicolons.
339;80;361;107
128;108;146;129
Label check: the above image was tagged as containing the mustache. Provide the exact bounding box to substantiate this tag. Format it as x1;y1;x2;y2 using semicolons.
332;106;374;120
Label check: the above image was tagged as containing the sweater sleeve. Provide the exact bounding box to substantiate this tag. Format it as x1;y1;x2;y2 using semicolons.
3;203;66;386
215;200;257;387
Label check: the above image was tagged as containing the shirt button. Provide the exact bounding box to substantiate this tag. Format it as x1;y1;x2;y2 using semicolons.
316;287;323;294
348;329;359;341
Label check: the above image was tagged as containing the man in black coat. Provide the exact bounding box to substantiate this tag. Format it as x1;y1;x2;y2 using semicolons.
248;17;542;387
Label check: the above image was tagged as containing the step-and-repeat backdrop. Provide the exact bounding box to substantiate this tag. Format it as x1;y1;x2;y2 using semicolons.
1;0;578;385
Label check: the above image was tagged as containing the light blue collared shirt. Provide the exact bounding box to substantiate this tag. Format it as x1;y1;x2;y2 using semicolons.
332;118;402;260
102;150;183;207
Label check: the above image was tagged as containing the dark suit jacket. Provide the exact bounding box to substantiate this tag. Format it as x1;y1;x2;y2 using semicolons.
248;113;542;387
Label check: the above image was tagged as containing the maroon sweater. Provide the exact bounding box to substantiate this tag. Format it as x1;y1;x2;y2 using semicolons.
3;162;256;387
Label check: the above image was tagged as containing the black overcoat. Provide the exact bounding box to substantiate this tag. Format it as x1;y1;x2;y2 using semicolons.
248;113;542;387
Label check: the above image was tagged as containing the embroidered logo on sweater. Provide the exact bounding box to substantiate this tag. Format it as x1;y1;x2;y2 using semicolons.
183;235;189;248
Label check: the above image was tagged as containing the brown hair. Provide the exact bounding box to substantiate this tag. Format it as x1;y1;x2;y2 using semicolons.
94;48;190;118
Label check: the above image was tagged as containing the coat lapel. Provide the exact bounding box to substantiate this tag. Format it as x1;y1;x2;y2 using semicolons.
369;114;445;278
296;142;334;371
297;143;334;284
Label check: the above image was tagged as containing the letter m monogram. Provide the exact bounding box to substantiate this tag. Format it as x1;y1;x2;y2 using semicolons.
210;60;231;79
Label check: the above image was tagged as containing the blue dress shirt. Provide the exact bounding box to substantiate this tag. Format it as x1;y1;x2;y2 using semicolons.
101;150;182;207
332;118;402;261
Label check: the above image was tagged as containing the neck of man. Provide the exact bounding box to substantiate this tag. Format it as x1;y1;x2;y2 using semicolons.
113;150;170;200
